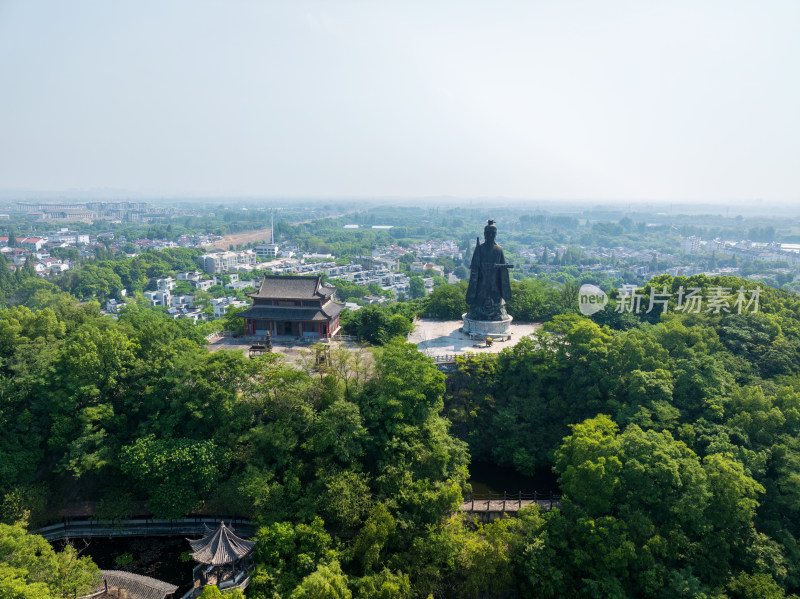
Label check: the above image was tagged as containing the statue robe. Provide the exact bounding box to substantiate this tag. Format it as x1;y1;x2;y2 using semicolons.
465;239;511;306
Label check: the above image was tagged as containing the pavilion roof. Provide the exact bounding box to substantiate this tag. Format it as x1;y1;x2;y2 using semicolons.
188;521;255;566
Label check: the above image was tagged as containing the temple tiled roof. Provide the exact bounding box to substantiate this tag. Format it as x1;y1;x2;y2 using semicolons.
237;301;344;322
79;571;178;599
188;522;255;566
247;275;336;300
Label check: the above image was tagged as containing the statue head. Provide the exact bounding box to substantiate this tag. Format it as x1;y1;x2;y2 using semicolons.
484;219;497;243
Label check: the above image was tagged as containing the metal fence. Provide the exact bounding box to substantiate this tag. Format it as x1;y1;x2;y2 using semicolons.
430;354;459;363
37;516;256;542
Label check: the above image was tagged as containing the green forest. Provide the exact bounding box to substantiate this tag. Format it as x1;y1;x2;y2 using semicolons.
2;271;800;597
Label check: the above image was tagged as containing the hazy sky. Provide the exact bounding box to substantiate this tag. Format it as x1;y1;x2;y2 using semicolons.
0;1;798;203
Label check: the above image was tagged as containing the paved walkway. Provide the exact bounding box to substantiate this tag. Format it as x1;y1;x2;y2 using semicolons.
460;498;560;513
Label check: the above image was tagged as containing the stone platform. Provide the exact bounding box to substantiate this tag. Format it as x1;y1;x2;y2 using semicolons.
408;319;541;357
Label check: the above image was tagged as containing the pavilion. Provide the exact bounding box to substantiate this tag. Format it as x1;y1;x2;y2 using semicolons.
186;521;255;595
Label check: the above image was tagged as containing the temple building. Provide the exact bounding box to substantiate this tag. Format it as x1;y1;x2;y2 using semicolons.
237;275;344;339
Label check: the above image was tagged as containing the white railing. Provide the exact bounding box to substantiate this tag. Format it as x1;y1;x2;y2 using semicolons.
329;334;358;342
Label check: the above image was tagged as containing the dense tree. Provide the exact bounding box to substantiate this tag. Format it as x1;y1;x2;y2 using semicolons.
0;521;100;598
0;271;799;596
120;436;230;518
408;276;425;299
250;518;337;598
67;264;125;300
424;283;467;319
505;278;560;322
290;561;352;599
340;304;414;345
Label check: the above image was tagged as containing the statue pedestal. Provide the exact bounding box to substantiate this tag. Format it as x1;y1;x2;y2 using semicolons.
461;314;513;339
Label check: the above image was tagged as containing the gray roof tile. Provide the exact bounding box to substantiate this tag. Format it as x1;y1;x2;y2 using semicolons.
237;301;344;322
248;275;336;300
188;522;255;566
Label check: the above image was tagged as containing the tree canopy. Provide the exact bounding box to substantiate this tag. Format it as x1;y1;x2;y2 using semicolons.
1;273;800;597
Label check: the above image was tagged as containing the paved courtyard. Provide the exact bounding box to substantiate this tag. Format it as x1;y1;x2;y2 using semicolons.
408;319;542;359
206;319;541;366
206;336;369;366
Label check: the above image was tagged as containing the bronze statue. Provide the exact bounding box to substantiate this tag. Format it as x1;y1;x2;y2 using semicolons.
465;220;512;321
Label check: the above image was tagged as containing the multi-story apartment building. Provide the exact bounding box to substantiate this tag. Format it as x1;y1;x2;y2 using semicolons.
199;250;257;274
254;244;279;260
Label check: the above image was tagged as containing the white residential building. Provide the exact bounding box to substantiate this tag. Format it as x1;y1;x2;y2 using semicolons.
226;279;257;291
168;307;205;322
171;294;194;308
199;250;256;274
254;244;279;260
106;299;126;314
177;270;203;282
210;296;249;319
48;263;70;274
144;290;171;307
680;236;701;253
156;277;176;291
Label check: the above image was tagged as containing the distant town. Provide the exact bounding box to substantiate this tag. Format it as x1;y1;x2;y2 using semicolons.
2;199;800;328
